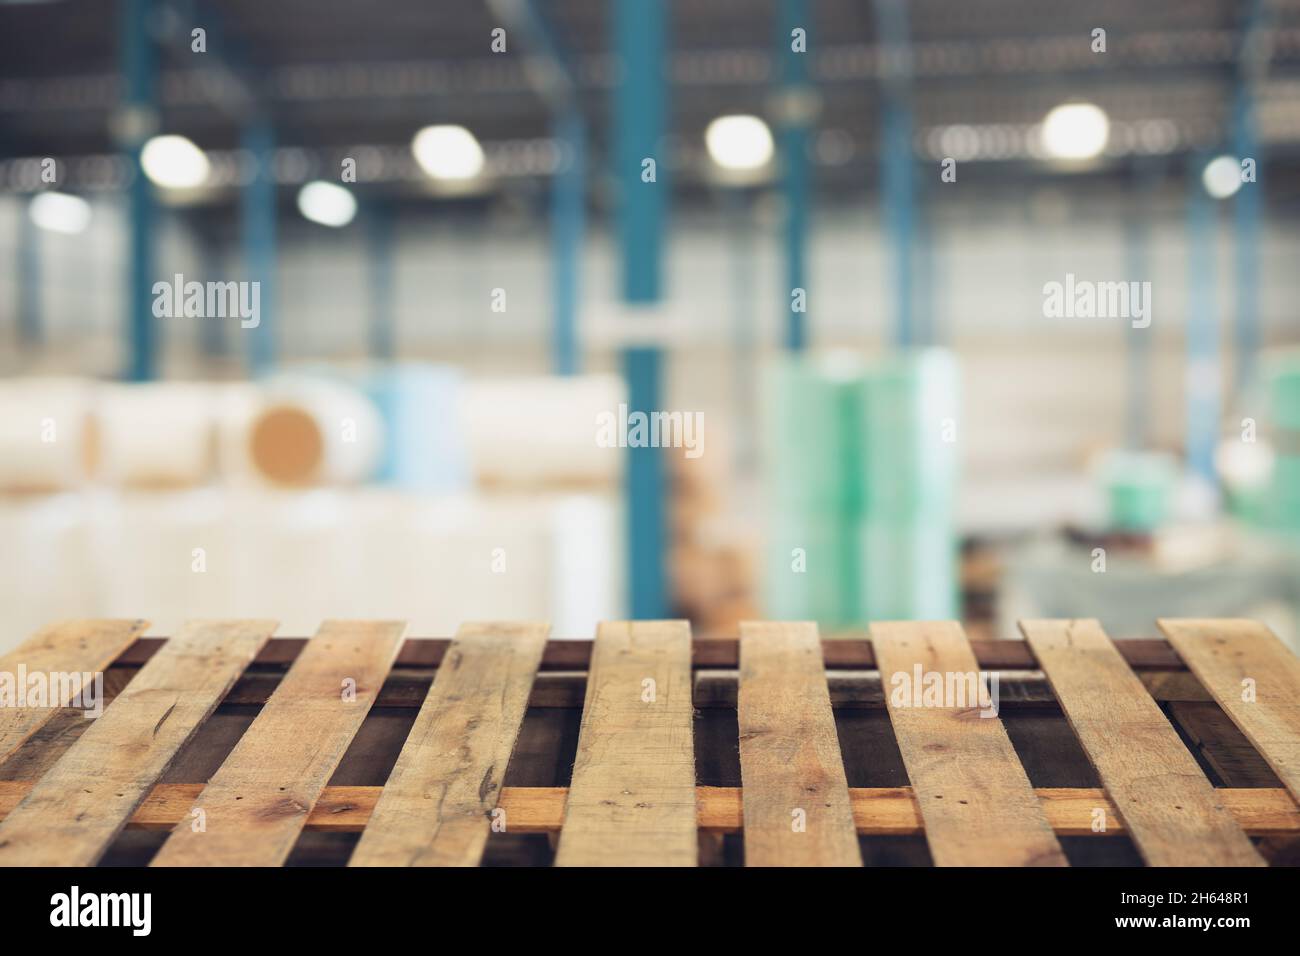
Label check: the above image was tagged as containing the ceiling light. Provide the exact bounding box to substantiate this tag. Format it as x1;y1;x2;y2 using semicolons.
411;125;485;180
140;134;211;189
296;180;357;227
1202;155;1242;200
1040;103;1110;161
705;114;774;172
29;192;91;235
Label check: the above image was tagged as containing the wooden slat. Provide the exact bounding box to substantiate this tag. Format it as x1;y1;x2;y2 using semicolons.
0;619;274;866
3;781;1295;837
151;620;405;867
0;619;148;764
1021;619;1263;866
555;621;698;866
116;635;1186;671
737;621;860;866
870;621;1067;866
1159;618;1300;803
349;622;548;867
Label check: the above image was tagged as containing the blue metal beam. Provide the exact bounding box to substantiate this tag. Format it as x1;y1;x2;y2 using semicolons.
1187;152;1221;484
1231;0;1270;396
777;0;812;352
242;118;277;374
366;201;396;362
487;0;587;375
614;0;668;619
18;199;41;348
550;109;584;375
873;0;916;350
120;0;159;381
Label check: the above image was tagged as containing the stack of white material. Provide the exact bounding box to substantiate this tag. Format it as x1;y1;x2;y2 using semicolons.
0;378;96;492
459;375;625;488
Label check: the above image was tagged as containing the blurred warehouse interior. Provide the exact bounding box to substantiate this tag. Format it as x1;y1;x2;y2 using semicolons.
3;0;1300;649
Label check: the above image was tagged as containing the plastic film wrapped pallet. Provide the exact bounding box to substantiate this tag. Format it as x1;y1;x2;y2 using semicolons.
762;351;959;627
1266;352;1300;532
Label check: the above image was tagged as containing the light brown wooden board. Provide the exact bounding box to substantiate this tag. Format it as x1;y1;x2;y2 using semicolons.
0;619;274;866
1022;619;1263;866
151;620;406;867
870;621;1067;866
349;622;548;866
555;621;698;866
2;780;1297;836
1159;618;1300;803
737;621;861;866
0;619;148;764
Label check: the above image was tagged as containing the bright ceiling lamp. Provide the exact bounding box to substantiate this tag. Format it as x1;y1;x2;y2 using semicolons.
1039;102;1110;161
411;124;485;180
29;192;92;235
705;114;774;171
1202;154;1242;199
297;180;357;227
140;134;211;189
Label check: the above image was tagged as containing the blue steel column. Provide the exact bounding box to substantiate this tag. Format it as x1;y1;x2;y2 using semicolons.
242;119;277;373
1187;153;1220;484
614;0;667;619
120;0;159;381
18;201;41;347
1123;166;1155;450
778;0;811;352
1231;0;1268;397
551;109;585;376
874;0;916;349
366;201;396;362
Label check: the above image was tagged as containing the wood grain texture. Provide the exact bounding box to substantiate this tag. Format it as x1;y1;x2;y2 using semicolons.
1021;619;1263;866
1;780;1296;836
349;622;548;867
0;619;274;866
1159;618;1300;803
870;621;1067;866
151;620;406;867
737;621;860;866
0;619;148;763
555;621;698;866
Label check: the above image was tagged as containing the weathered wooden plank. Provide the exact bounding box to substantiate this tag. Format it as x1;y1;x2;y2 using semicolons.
737;621;860;866
870;621;1067;866
2;781;1294;837
0;619;274;866
349;622;548;867
1159;618;1300;803
1022;619;1263;866
555;621;698;866
114;635;1187;670
0;619;148;764
151;620;406;867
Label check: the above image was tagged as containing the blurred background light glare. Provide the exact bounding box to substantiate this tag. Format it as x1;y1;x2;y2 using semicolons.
28;191;91;234
705;114;775;171
411;124;485;180
1040;102;1110;160
139;134;211;189
296;180;357;227
1202;154;1243;199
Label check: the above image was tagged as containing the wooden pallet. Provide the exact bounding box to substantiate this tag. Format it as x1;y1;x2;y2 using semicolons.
0;617;1297;867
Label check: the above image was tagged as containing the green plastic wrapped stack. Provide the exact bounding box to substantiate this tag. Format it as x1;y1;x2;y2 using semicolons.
1099;451;1177;532
762;350;960;628
1266;352;1300;532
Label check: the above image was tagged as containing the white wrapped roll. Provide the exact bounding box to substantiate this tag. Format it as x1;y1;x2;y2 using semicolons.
0;493;97;653
90;488;235;633
0;378;95;492
459;375;625;488
95;382;216;488
246;379;385;486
